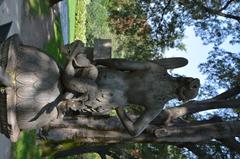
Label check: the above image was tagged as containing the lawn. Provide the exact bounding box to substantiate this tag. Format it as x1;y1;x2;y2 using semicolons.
67;0;77;43
12;130;42;159
43;16;65;65
71;0;90;43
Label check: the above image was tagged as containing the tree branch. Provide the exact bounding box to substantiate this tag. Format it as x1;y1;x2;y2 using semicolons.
45;120;240;144
153;99;240;124
216;11;240;22
212;86;240;100
218;138;240;154
179;144;213;159
154;120;240;142
219;0;235;11
199;0;240;22
49;116;123;130
182;0;240;22
157;0;172;39
152;86;240;124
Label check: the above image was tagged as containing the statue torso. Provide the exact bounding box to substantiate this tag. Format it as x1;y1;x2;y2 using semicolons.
96;68;177;108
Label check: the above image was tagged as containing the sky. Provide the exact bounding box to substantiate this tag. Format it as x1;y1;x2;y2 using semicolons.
165;27;210;83
165;26;239;85
165;27;240;117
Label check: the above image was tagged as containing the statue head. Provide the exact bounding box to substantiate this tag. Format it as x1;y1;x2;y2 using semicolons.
176;77;200;101
73;53;91;67
60;40;84;59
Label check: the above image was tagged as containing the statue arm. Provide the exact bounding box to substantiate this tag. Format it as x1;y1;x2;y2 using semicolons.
151;57;188;69
95;59;160;71
64;78;97;94
116;105;162;137
95;57;188;72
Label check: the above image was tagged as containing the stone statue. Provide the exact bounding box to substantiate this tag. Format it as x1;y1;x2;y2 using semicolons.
0;35;200;141
59;41;200;136
92;58;200;136
60;40;98;110
0;34;60;141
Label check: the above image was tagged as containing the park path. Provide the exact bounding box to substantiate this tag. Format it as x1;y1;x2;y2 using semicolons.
0;0;58;158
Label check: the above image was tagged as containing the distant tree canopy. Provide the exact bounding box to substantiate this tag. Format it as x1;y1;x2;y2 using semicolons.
107;0;239;59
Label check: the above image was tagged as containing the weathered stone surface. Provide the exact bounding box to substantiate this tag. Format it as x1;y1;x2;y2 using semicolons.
0;36;200;141
0;35;60;140
60;43;200;136
93;39;112;60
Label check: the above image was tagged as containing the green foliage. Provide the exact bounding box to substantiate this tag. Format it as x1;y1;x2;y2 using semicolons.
74;0;90;43
183;143;240;159
188;1;240;98
108;143;186;159
43;16;65;65
177;1;240;157
26;0;50;16
85;0;112;46
108;0;187;54
12;130;41;159
84;0;155;59
180;0;240;46
199;48;240;90
111;34;157;60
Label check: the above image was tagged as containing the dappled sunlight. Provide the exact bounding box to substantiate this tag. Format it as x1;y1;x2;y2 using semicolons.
27;0;50;16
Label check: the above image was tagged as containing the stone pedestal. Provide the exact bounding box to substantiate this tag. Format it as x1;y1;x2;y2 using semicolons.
93;39;112;60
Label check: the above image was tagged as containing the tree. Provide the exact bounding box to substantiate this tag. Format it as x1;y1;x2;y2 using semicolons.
108;0;187;58
178;0;240;157
109;0;240;57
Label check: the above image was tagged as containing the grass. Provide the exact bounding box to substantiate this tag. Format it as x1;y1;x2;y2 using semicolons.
67;0;77;43
74;0;90;43
68;0;91;43
43;16;65;65
12;130;41;159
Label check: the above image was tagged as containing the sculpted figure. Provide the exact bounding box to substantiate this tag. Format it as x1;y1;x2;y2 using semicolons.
29;40;99;121
93;58;200;136
60;40;98;110
0;35;200;141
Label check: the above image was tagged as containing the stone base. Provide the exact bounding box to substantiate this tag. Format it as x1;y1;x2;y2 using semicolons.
0;34;20;142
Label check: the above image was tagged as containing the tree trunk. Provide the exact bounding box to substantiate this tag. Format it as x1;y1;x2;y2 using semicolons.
44;118;240;143
39;86;240;157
